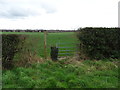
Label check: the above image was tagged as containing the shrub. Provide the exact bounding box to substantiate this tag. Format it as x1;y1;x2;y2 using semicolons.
2;34;26;69
77;27;120;60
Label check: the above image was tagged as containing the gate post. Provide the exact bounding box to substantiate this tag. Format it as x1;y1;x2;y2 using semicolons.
50;46;58;61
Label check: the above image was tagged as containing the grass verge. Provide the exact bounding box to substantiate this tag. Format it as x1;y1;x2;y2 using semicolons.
2;59;119;88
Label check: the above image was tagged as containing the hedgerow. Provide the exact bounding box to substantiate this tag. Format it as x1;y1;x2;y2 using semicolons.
2;34;26;69
77;27;120;60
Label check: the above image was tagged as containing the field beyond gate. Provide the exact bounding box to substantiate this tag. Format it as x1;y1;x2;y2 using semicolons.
2;32;78;58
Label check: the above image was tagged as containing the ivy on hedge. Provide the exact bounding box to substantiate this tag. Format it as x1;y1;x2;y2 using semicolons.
77;27;120;60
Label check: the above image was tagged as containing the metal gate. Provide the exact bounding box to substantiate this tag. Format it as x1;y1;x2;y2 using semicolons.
56;42;77;57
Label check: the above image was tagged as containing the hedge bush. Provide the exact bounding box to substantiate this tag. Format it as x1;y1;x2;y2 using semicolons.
77;27;120;60
2;34;26;69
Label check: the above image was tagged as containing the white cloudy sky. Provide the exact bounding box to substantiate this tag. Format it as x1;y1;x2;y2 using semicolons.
0;0;119;30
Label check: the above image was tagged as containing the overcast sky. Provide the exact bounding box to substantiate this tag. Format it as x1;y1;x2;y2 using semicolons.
0;0;119;30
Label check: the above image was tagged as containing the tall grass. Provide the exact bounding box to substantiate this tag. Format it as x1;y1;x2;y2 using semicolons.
2;60;119;88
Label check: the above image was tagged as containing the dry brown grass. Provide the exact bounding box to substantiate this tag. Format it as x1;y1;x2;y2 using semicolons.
14;49;44;67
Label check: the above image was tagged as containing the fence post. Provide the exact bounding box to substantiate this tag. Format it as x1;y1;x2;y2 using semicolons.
44;31;47;60
51;46;59;61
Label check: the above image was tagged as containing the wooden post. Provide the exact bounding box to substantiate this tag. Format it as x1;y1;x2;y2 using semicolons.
44;31;47;60
51;46;58;61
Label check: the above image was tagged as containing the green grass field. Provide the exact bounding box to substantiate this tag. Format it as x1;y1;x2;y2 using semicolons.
2;32;78;58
